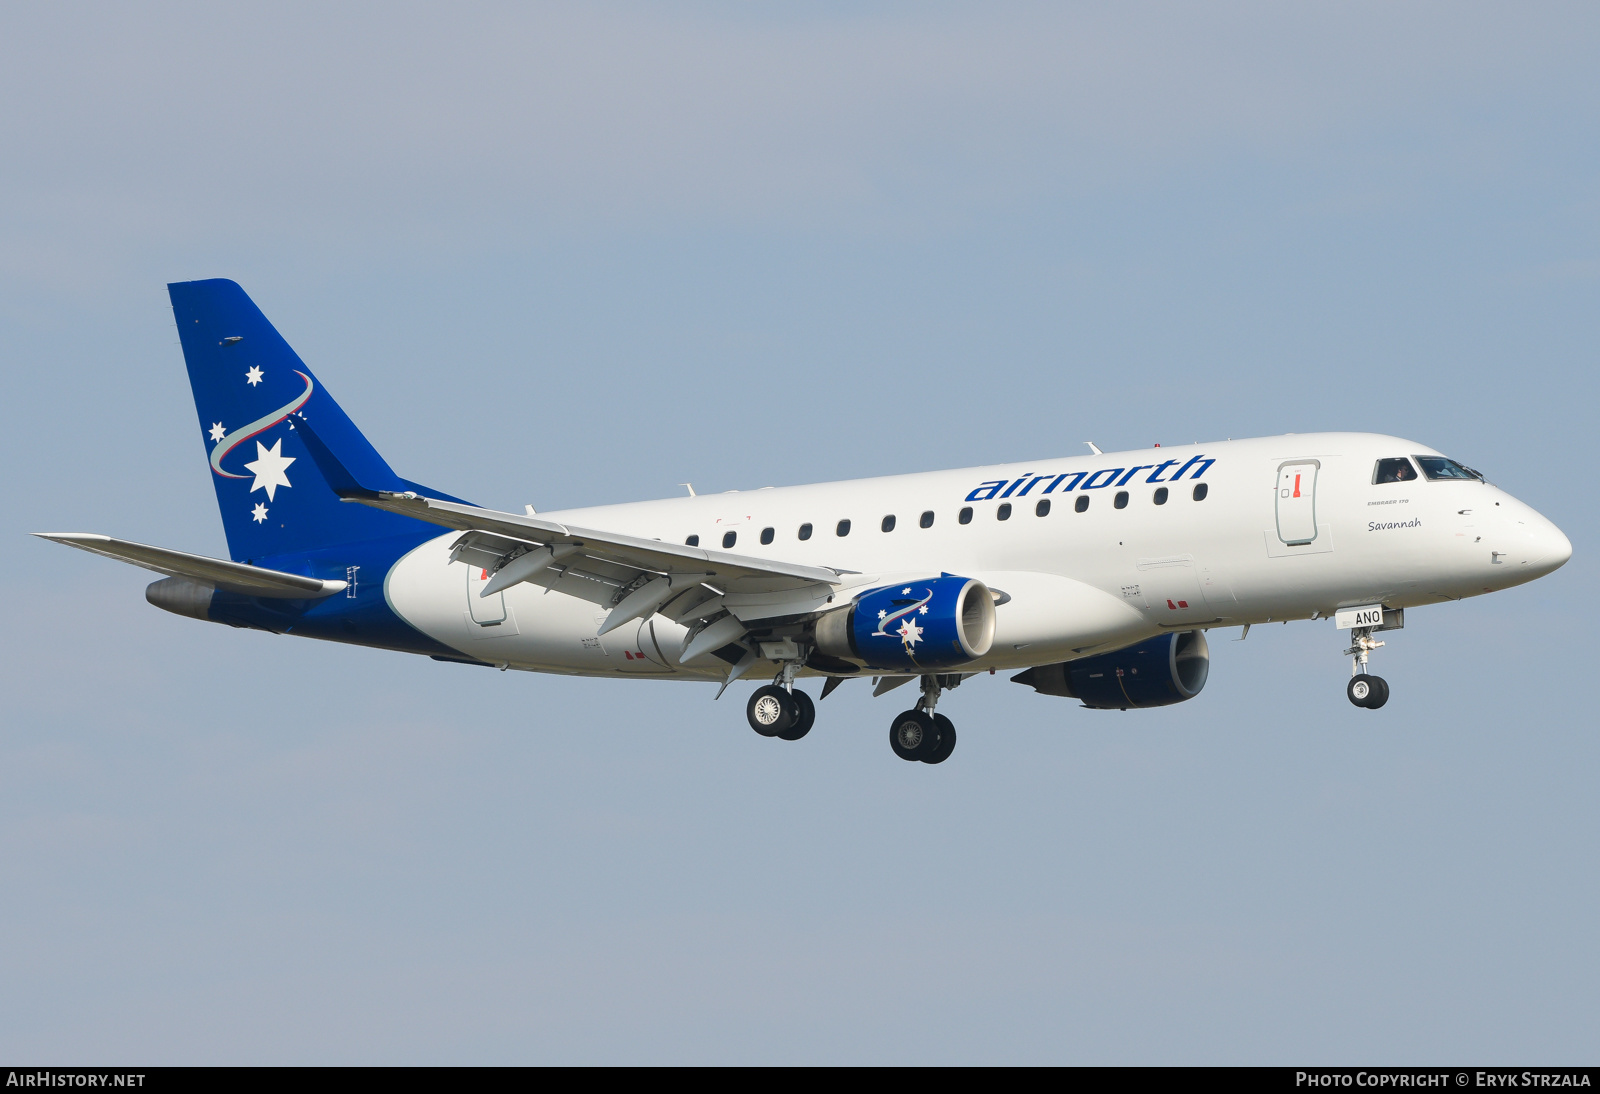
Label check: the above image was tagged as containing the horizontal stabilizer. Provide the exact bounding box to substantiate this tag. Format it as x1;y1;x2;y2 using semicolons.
33;533;346;599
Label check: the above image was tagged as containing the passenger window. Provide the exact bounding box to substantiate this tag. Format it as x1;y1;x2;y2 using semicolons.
997;503;1012;521
836;519;851;537
1373;457;1418;484
798;523;813;541
722;531;737;548
760;527;774;545
881;515;896;533
685;534;699;546
1153;487;1168;505
1035;499;1050;517
920;510;934;528
1114;491;1129;509
1075;495;1089;513
959;507;973;525
1192;483;1208;501
1415;456;1483;481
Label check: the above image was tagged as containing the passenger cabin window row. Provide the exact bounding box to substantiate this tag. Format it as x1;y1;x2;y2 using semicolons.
684;484;1209;546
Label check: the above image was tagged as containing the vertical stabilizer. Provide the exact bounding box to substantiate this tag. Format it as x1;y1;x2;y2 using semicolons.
169;278;458;562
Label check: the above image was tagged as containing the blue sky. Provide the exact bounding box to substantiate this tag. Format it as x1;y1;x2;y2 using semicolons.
2;2;1596;1062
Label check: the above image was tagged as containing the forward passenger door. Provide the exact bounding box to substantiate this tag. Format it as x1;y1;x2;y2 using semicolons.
1275;460;1320;546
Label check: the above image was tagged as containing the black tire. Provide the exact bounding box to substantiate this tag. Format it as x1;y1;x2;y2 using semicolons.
889;709;936;761
778;689;815;740
1364;675;1390;710
923;714;956;764
747;685;796;736
1347;676;1375;708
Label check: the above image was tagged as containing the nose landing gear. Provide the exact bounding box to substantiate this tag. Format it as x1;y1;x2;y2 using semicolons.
1345;627;1390;709
889;675;960;763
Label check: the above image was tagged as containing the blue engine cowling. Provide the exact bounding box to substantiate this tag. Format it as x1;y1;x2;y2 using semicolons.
1011;631;1210;709
815;575;996;672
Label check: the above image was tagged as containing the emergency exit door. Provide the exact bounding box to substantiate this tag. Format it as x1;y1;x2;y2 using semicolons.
1275;460;1319;545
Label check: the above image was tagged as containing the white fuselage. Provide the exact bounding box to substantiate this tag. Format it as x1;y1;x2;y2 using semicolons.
383;433;1571;680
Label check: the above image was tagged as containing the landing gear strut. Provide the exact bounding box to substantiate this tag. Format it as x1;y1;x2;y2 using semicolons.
1345;627;1390;709
889;674;959;763
746;658;815;740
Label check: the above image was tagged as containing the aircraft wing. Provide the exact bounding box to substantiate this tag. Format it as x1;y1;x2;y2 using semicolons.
355;491;843;624
32;533;347;598
361;492;841;587
292;414;845;656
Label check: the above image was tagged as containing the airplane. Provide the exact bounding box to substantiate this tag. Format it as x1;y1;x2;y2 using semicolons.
36;279;1573;764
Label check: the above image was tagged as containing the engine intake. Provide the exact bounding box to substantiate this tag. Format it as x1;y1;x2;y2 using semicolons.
814;575;995;671
1012;630;1209;709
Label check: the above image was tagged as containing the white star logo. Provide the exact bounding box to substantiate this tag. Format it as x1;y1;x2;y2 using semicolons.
878;609;887;620
896;617;924;649
902;587;911;594
252;502;269;523
208;422;225;442
918;605;929;614
243;438;295;501
245;366;263;386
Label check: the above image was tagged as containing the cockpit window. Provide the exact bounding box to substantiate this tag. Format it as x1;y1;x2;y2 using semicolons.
1373;457;1418;484
1414;456;1483;482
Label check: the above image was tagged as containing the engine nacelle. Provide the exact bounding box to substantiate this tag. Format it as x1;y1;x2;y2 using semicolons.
814;575;996;672
1012;630;1210;709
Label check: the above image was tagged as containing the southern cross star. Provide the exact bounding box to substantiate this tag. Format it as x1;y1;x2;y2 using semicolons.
252;503;269;523
208;422;226;442
243;438;295;501
896;618;924;649
245;366;263;386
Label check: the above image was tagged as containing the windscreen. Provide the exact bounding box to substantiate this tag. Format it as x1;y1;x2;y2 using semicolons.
1414;456;1483;482
1373;457;1418;484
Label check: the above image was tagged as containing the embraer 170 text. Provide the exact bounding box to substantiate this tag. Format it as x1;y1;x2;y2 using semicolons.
38;281;1573;764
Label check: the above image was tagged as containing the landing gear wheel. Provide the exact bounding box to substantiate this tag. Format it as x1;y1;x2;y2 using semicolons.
1347;676;1373;707
777;689;815;740
1364;675;1389;709
889;709;937;761
748;685;796;736
923;714;956;764
1347;675;1390;709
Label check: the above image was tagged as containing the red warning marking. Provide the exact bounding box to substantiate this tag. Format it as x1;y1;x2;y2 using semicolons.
1167;599;1190;610
1293;474;1302;498
481;569;489;580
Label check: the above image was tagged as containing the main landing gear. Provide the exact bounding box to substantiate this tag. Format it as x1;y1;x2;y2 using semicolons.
1345;627;1390;710
745;660;814;741
746;685;815;740
889;675;960;764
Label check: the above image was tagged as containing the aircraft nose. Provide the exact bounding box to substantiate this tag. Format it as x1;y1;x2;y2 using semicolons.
1536;520;1573;573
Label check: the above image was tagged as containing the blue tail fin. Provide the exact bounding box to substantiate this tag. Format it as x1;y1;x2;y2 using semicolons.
170;279;461;562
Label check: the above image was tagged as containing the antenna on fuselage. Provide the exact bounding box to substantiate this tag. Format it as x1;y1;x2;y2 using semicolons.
679;483;696;497
1083;441;1102;455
